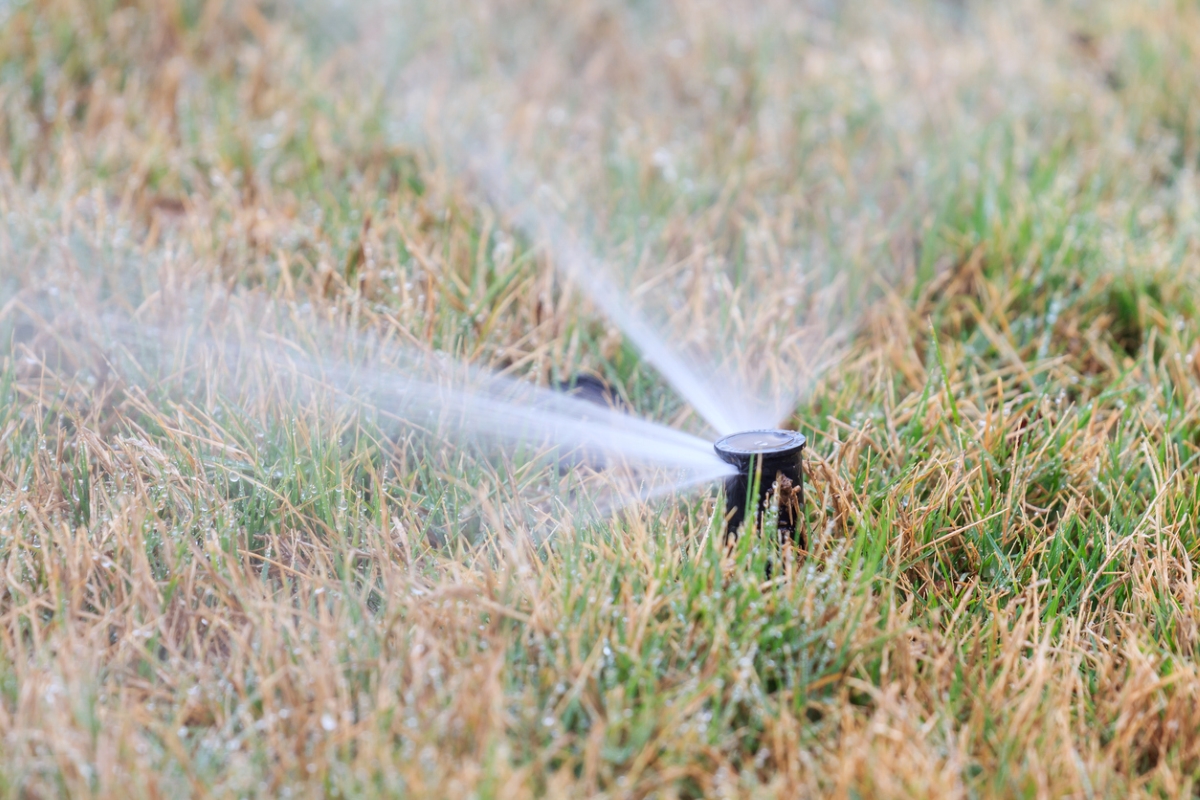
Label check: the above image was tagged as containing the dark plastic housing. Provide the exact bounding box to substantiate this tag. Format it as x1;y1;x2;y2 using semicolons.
714;429;806;545
555;373;627;411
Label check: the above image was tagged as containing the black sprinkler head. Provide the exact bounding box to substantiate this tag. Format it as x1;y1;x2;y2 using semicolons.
555;372;628;411
714;429;806;545
553;372;626;473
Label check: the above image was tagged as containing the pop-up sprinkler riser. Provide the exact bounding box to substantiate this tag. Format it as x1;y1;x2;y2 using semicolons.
714;430;806;545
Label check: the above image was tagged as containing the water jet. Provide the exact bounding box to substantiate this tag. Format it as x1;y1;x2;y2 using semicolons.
714;430;806;545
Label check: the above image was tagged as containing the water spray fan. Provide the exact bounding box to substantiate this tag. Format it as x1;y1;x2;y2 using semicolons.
714;429;806;545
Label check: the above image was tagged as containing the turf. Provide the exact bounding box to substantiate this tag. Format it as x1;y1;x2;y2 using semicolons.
4;1;1200;797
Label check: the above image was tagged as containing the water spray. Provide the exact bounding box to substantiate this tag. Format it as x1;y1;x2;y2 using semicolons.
714;429;806;545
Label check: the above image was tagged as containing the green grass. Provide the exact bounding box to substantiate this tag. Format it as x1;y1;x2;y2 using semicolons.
5;0;1200;797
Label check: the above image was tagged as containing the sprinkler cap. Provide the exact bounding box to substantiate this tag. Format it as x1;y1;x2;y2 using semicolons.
714;429;806;467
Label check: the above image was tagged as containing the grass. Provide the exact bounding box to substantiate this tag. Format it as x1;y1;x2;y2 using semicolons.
5;0;1200;797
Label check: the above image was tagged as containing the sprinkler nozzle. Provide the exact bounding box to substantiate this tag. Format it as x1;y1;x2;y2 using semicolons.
714;429;806;545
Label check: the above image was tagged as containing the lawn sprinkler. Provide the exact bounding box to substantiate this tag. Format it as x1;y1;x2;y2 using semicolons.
555;372;628;411
714;430;806;546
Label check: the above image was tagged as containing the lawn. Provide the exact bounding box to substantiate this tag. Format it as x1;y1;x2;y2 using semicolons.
3;1;1200;797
